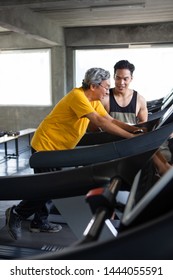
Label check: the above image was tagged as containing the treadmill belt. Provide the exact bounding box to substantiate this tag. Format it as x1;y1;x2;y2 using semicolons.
0;220;77;259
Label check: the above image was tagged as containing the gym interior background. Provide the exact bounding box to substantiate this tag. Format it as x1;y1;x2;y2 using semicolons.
0;0;173;261
0;0;172;132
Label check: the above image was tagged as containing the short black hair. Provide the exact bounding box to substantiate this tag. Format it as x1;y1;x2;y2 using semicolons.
114;60;135;76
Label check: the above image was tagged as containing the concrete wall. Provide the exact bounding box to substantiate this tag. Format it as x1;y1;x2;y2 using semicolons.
0;22;173;131
65;22;173;91
0;34;66;131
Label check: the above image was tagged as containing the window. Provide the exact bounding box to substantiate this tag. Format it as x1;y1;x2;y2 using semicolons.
75;46;173;101
0;48;51;106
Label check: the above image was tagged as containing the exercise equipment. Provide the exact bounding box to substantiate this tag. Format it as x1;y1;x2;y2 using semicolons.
29;118;173;251
148;89;173;121
147;88;173;113
28;113;173;251
1;105;173;259
0;134;167;260
30;115;173;169
77;103;173;146
32;162;173;260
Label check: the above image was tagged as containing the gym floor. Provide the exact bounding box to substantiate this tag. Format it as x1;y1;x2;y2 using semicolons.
0;137;77;259
0;137;33;229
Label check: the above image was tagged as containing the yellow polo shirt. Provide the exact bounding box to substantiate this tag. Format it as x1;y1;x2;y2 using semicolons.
31;87;107;150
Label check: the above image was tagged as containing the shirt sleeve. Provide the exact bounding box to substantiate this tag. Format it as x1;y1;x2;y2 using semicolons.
70;91;96;118
94;100;108;117
70;89;108;119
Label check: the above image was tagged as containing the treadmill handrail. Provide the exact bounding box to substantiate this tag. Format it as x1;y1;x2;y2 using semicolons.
30;123;173;168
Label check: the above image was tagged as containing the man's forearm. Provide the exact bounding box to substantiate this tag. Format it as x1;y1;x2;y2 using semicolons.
112;118;138;133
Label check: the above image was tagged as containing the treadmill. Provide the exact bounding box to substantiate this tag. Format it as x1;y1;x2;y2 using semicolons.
147;88;173;114
76;103;173;146
1;105;173;259
33;159;173;260
148;88;173;121
0;146;159;260
30;104;173;169
0;125;172;260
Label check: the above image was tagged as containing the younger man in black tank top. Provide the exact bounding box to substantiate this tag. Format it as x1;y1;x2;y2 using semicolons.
101;60;148;124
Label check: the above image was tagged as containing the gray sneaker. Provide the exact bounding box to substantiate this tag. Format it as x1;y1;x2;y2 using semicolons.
29;221;62;233
5;206;22;240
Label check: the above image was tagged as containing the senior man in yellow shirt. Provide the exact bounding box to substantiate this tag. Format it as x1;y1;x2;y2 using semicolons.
5;67;148;240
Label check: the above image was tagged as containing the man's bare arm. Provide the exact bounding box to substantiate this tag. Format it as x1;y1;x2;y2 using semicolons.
86;111;140;138
136;95;148;123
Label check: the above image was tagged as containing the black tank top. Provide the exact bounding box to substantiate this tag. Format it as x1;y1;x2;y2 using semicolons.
109;88;138;124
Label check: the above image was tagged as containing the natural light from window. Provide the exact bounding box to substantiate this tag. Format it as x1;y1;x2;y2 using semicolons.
75;47;173;101
0;48;51;106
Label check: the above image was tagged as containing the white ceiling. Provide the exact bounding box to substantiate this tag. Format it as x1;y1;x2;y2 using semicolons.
0;0;173;29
